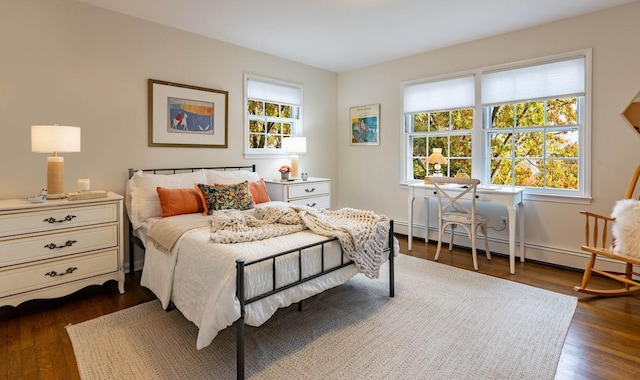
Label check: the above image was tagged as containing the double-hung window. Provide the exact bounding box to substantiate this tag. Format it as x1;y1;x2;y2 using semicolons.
245;75;302;156
481;57;586;195
403;75;475;180
402;50;590;199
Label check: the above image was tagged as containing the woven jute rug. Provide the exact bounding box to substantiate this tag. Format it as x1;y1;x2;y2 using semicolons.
66;254;577;379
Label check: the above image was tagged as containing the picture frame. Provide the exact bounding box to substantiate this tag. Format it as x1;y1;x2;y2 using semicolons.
148;79;228;148
350;103;380;146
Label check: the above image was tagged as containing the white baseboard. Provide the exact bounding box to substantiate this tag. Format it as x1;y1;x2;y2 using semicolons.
393;220;628;274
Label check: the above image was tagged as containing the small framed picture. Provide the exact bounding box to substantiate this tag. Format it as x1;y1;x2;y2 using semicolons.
148;79;228;148
350;104;380;146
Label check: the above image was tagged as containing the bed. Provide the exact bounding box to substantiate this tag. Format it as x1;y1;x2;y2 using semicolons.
126;165;396;379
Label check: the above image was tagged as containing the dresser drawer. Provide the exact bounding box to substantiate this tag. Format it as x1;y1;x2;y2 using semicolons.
0;203;118;238
0;249;118;299
0;224;119;268
288;196;331;209
287;182;330;200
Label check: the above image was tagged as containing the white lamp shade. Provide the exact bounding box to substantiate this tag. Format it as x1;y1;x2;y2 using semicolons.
282;137;306;153
31;125;81;153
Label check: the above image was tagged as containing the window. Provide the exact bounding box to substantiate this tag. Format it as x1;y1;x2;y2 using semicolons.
403;75;475;180
245;75;302;156
402;50;590;199
484;97;581;190
481;57;585;194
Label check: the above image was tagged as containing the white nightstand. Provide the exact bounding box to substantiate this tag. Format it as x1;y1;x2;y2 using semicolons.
265;178;331;208
0;193;125;307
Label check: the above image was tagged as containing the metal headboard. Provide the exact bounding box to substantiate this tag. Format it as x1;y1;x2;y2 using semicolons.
126;164;256;272
128;164;256;179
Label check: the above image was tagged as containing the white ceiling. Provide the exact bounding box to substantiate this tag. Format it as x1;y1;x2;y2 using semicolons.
76;0;636;72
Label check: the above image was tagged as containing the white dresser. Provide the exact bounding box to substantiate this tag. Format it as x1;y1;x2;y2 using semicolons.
0;193;125;307
265;178;331;208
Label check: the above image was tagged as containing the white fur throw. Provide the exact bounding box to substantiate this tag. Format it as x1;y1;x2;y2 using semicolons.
611;199;640;258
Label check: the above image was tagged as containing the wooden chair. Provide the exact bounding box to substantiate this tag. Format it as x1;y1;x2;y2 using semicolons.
429;176;491;270
574;165;640;296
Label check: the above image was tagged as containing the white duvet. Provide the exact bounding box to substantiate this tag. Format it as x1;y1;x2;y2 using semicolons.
140;214;371;349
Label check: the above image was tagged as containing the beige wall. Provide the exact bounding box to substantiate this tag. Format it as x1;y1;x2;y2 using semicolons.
337;2;640;269
0;0;338;201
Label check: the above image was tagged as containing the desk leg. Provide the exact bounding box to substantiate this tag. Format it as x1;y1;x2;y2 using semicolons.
408;192;415;251
507;205;517;274
518;203;525;262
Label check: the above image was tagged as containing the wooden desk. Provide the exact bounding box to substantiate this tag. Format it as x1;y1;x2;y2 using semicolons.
408;183;525;274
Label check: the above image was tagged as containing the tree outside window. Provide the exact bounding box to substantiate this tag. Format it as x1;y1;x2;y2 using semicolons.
486;97;579;189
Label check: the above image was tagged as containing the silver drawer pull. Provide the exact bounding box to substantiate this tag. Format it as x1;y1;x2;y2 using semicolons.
43;215;77;224
44;267;78;277
44;240;77;250
304;188;316;193
307;203;317;207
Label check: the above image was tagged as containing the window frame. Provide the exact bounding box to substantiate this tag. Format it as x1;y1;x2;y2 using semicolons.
401;49;592;203
244;74;304;158
482;97;584;197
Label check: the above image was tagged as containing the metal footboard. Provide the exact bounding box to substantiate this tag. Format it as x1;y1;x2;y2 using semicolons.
235;220;395;379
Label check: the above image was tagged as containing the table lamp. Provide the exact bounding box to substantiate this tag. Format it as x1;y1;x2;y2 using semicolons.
31;125;81;199
282;137;306;178
427;148;447;177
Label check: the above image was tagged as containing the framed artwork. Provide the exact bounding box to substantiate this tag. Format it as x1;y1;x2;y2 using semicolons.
350;103;380;146
148;79;228;148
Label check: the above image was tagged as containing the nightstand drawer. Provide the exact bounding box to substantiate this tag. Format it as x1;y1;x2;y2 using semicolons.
265;178;331;209
0;249;118;299
0;224;119;268
288;196;330;209
287;182;330;200
0;203;118;238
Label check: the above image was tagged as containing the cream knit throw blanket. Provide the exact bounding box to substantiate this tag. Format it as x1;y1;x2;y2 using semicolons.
210;205;391;279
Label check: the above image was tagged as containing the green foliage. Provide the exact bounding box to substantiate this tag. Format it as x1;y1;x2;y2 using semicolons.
489;97;579;189
247;99;299;150
248;100;263;116
410;109;473;179
409;97;580;190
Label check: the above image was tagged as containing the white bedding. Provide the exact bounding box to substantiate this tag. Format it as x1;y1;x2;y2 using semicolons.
139;204;380;349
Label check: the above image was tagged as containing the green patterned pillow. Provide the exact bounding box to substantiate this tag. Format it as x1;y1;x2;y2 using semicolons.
196;181;254;214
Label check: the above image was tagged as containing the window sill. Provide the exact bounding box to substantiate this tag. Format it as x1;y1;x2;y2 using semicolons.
523;192;592;205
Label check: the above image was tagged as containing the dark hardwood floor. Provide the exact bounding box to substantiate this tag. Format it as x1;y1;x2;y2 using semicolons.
1;236;639;379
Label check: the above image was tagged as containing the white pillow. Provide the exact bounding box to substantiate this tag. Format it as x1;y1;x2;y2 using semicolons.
205;169;260;185
611;199;640;258
126;170;207;229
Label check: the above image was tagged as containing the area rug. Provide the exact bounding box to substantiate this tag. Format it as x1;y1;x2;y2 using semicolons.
66;254;577;379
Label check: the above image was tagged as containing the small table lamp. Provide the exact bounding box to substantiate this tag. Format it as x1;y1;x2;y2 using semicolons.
427;148;447;176
282;137;306;178
31;125;81;199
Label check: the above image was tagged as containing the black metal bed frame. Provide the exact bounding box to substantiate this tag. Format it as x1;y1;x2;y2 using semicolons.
127;165;395;380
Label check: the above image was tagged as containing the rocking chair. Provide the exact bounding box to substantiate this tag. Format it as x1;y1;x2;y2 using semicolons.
574;165;640;296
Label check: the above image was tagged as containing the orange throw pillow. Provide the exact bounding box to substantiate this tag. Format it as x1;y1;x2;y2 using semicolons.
249;178;271;204
157;187;204;217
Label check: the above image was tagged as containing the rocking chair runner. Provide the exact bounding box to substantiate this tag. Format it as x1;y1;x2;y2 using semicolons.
574;165;640;296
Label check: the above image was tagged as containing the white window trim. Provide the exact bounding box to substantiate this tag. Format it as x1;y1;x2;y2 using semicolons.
401;49;592;203
244;74;304;158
